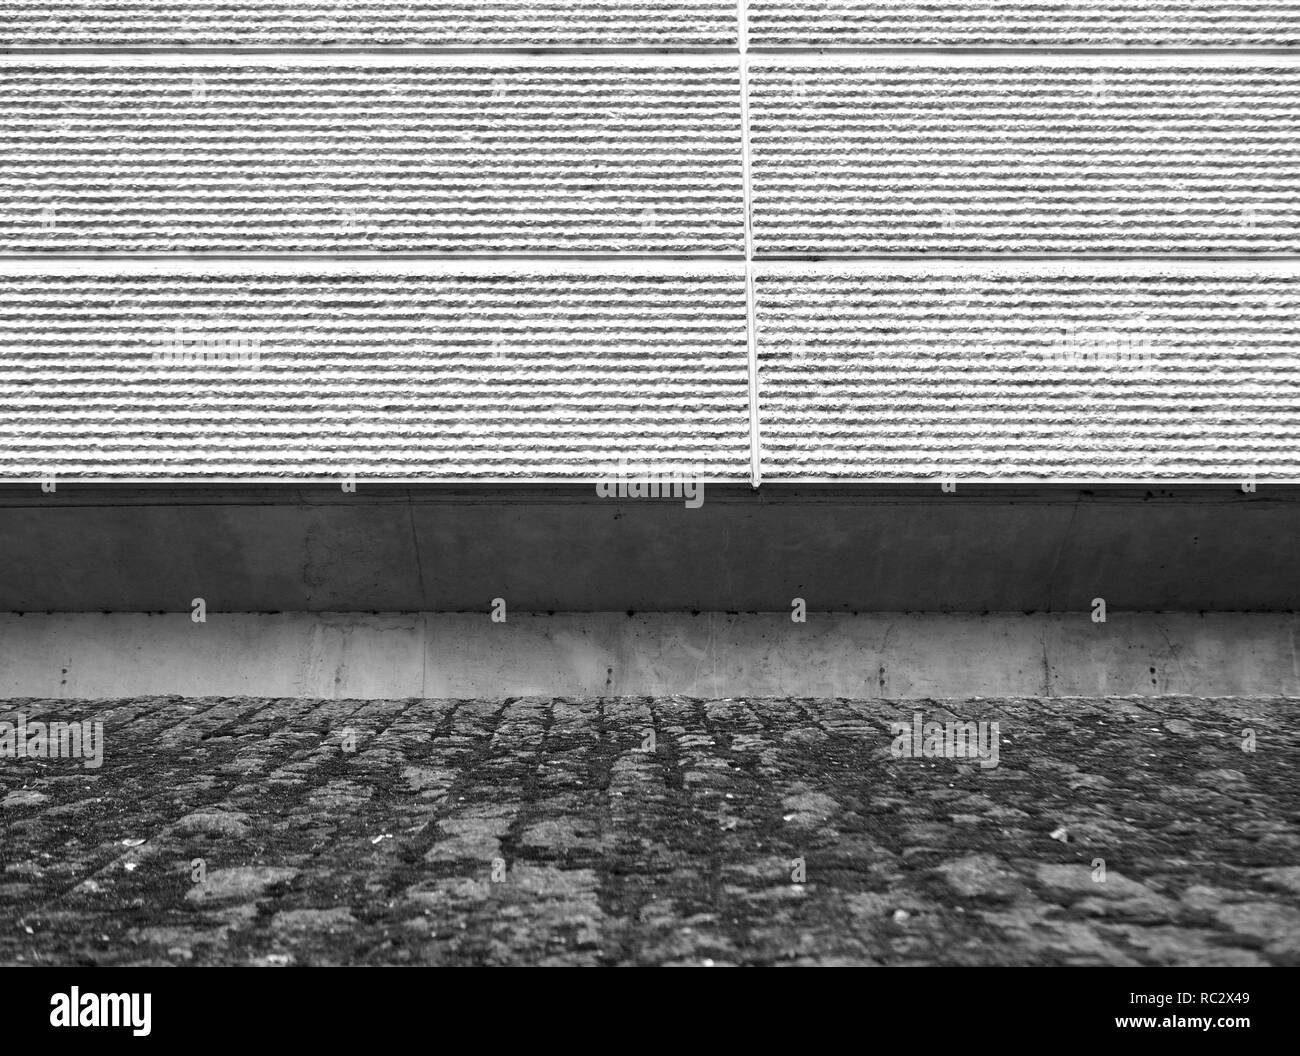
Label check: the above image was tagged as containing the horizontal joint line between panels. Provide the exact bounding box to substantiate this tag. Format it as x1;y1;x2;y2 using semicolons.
5;51;1300;68
1;47;1299;58
4;257;1300;278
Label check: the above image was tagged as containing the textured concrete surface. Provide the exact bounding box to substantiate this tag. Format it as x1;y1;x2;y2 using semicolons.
1;695;1296;966
747;2;1300;47
750;58;1300;255
3;485;1299;612
7;262;1300;481
2;50;1297;485
5;612;1300;700
757;263;1300;480
0;265;749;478
0;61;744;255
3;1;1295;49
0;1;740;48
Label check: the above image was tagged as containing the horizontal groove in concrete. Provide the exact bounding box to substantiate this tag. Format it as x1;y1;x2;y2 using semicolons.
753;255;1300;264
0;255;750;269
4;256;1300;269
2;259;1300;275
3;47;1297;56
0;51;743;67
3;51;1298;66
0;48;745;56
749;47;1300;56
751;260;1300;274
747;51;1300;67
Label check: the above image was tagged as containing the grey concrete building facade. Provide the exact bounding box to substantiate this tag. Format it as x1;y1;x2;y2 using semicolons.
1;2;1298;978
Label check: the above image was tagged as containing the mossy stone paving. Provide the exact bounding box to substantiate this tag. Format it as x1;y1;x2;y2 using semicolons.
1;695;1297;966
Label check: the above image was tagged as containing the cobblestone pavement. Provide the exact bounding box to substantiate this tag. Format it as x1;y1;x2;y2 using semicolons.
1;696;1297;966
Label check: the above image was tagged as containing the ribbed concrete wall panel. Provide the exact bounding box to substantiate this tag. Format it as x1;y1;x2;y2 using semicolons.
757;265;1300;479
748;2;1300;47
0;63;744;253
750;62;1300;255
0;2;738;48
0;268;750;478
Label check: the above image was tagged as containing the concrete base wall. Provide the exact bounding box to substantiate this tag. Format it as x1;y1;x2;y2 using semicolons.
3;484;1298;613
3;611;1297;700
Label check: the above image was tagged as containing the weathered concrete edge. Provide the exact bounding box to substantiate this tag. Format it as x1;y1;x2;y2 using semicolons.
2;612;1296;700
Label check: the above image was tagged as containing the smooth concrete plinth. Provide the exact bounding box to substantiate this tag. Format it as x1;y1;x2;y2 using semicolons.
2;611;1296;700
1;484;1298;613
